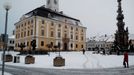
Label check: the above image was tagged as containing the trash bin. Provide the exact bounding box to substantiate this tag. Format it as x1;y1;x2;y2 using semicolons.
25;55;35;64
53;56;65;67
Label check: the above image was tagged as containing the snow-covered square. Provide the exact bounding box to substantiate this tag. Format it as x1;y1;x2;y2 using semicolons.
0;51;134;69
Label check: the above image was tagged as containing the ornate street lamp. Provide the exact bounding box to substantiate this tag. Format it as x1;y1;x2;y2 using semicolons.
2;2;11;75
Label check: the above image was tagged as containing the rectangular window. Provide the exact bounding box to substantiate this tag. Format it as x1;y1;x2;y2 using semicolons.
76;44;78;48
31;19;33;24
31;29;33;35
71;27;73;30
42;20;44;24
64;34;67;37
16;35;17;39
41;41;44;46
10;41;12;44
81;45;83;48
21;32;23;38
15;44;17;47
58;24;61;27
76;35;78;40
58;32;61;38
81;36;83;41
24;31;26;37
41;30;44;36
28;21;30;25
71;34;73;39
13;41;14;44
27;42;29;46
18;33;20;38
76;28;78;31
51;31;54;37
27;31;29;36
51;22;54;26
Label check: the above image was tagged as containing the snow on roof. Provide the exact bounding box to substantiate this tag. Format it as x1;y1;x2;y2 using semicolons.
9;35;15;39
90;35;114;42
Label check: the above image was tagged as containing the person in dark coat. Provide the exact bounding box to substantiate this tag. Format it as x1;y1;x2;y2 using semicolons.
123;51;129;68
82;49;85;55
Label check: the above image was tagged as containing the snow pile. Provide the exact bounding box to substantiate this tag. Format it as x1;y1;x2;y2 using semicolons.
0;51;134;69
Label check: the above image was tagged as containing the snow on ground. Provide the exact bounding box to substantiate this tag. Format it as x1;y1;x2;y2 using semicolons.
0;51;134;69
0;71;12;75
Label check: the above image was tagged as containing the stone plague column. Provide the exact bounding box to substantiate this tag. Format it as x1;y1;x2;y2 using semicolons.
114;0;129;52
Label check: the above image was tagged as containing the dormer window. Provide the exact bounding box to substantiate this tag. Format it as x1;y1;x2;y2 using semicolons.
54;0;57;4
75;22;78;25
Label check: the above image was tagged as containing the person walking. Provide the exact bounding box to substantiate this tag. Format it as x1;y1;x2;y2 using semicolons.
82;49;85;55
123;51;129;68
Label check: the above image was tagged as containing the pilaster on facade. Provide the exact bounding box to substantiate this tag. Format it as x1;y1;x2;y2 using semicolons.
14;5;86;51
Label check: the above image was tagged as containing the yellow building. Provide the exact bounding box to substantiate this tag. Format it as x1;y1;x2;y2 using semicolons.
0;34;4;50
15;0;86;52
0;38;4;50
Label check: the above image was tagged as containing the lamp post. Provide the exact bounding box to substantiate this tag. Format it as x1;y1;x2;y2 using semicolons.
2;3;11;75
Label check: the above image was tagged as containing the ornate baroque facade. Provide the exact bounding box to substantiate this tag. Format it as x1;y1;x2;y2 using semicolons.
14;0;86;51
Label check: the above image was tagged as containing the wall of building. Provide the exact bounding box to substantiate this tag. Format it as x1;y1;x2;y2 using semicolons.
15;15;86;51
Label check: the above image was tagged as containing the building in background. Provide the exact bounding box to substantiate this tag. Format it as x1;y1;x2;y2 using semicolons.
8;35;15;50
86;35;114;51
14;0;86;51
129;34;134;44
0;35;4;50
129;34;134;51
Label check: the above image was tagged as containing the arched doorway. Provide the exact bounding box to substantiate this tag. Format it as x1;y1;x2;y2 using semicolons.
62;37;70;51
63;43;68;51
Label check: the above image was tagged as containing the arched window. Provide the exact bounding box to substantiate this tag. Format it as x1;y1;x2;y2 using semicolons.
71;43;73;48
58;42;61;48
41;41;44;46
51;42;53;46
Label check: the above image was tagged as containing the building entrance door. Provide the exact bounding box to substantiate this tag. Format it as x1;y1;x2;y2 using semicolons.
63;43;68;51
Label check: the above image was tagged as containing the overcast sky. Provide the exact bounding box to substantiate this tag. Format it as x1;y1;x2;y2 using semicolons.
0;0;134;38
